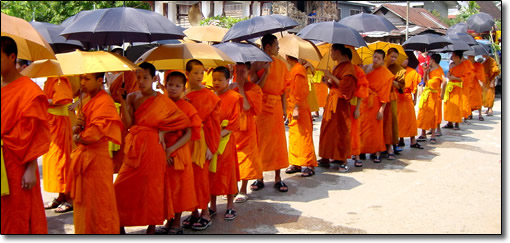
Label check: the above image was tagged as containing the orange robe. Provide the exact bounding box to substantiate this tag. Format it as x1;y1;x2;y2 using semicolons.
164;98;200;214
350;65;369;156
417;68;444;130
385;64;405;145
67;90;123;234
470;62;485;111
256;56;289;171
396;67;420;138
186;88;221;210
114;94;190;226
287;63;317;167
42;77;73;193
482;57;500;108
314;82;329;108
318;62;357;160
460;60;474;118
233;82;263;180
210;90;241;195
360;66;394;154
1;76;50;234
444;62;465;123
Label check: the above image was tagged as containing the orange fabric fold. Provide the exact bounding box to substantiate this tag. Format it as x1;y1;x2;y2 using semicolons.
350;65;369;156
470;62;485;110
444;63;465;123
396;67;421;138
417;68;443;130
460;60;475;118
482;57;500;108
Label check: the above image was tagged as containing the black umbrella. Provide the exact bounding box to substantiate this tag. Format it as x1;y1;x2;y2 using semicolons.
447;32;477;46
402;34;452;52
447;22;469;34
429;38;473;53
470;43;490;56
30;21;85;53
404;50;419;69
338;13;397;33
467;12;495;33
213;42;272;63
297;21;367;47
60;7;185;46
221;15;298;42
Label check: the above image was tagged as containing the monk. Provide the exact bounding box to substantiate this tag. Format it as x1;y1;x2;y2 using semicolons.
416;54;443;144
443;51;465;130
156;71;200;234
359;50;394;163
460;55;475;124
466;52;485;121
312;71;329;117
182;59;221;231
252;34;289;193
232;63;263;203
210;66;241;221
350;62;369;168
1;36;50;234
317;44;357;171
42;76;74;213
284;55;317;176
114;62;190;234
482;54;500;116
300;59;320;117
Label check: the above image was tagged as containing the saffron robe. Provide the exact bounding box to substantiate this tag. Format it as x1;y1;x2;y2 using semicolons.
67;90;123;234
470;62;485;111
114;93;189;226
444;62;465;123
460;60;475;118
42;77;73;193
482;57;500;108
318;62;357;160
385;64;405;145
350;65;369;156
417;68;443;130
1;76;50;234
396;67;420;138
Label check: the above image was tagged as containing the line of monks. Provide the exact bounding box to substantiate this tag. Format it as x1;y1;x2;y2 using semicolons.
0;34;500;234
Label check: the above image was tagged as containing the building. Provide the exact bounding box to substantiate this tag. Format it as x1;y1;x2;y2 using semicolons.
367;1;457;19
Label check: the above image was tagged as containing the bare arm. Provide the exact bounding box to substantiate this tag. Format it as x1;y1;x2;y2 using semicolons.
255;64;271;88
238;86;251;111
21;160;38;190
118;92;135;129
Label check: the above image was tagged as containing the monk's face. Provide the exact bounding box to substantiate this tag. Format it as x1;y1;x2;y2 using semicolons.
136;68;155;93
0;48;15;76
186;64;204;86
212;71;228;93
266;39;279;56
467;56;475;63
387;51;399;65
372;53;385;68
79;73;102;94
401;58;409;68
166;76;185;100
451;54;460;62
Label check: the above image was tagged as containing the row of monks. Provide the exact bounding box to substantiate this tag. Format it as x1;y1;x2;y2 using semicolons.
0;34;500;234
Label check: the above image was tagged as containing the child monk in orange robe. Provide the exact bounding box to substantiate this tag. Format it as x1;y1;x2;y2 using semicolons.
351;63;369;168
460;56;474;123
481;55;500;116
359;50;394;163
417;54;443;144
385;48;406;158
466;53;485;121
114;63;190;234
317;44;357;171
1;36;50;234
283;55;317;176
443;51;465;130
42;76;74;213
182;59;221;231
396;57;422;149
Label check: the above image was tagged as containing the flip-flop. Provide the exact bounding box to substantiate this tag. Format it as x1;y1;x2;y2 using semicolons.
301;168;315;177
54;202;73;213
430;138;437;144
182;215;200;229
274;181;288;192
209;208;217;217
285;165;302;174
234;193;248;203
479;116;485;121
224;209;237;220
44;198;62;210
373;156;382;163
317;158;330;167
354;160;363;167
250;180;264;191
386;153;395;160
191;217;212;231
338;164;350;173
410;143;424;149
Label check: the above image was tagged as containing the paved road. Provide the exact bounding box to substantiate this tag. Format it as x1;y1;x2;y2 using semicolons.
41;98;502;234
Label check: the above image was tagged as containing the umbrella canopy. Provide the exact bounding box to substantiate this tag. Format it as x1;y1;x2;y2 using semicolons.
213;42;272;63
56;50;140;75
404;50;419;69
470;43;490;56
221;14;298;42
30;21;85;53
447;22;470;34
467;12;495;33
311;43;362;70
135;43;234;70
447;32;477;46
297;21;367;47
20;59;63;78
357;41;407;65
429;38;473;53
184;25;228;43
1;13;56;61
60;7;185;46
402;33;452;52
338;13;397;33
278;35;321;63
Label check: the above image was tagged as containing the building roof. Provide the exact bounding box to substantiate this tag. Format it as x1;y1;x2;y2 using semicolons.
476;1;501;20
373;4;449;29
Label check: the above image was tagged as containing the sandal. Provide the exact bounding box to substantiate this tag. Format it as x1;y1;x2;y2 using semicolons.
479;116;484;121
209;208;217;217
338;164;350;173
285;165;302;174
301;168;315;177
234;193;248;203
274;181;288;192
55;202;73;213
394;146;403;154
435;131;442;137
155;226;170;235
410;143;424;149
398;141;405;147
453;125;460;130
467;115;473;120
224;209;237;220
442;124;454;129
44;198;62;210
250;180;264;191
417;136;427;142
168;228;184;234
430;138;437;144
354;160;363;167
386;153;395;160
318;158;330;167
373;155;382;163
191;217;212;231
182;215;200;229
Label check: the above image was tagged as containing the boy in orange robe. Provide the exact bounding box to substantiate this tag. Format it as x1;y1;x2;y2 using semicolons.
396;57;422;149
359;50;394;163
252;34;289;193
466;53;485;121
232;63;263;203
351;63;369;167
417;54;443;144
317;44;357;171
284;55;317;176
481;55;500;116
182;59;221;231
460;56;474;123
42;76;74;213
209;66;242;220
66;72;124;234
1;36;50;234
114;63;190;234
443;51;465;130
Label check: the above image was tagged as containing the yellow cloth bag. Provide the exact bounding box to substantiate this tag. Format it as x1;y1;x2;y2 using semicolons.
1;139;9;196
419;86;438;109
443;81;462;102
192;127;207;168
209;120;230;173
47;104;71;116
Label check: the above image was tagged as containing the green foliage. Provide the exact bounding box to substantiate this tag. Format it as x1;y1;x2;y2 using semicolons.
430;9;453;27
200;16;249;29
446;1;480;26
1;1;150;25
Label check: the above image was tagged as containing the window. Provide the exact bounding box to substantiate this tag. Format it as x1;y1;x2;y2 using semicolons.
261;2;272;16
224;2;243;18
350;9;361;16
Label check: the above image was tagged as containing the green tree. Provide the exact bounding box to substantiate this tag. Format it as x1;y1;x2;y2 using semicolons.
200;16;249;29
446;1;480;27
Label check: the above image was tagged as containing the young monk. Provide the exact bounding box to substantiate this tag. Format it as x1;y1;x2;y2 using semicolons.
232;63;263;203
417;54;443;144
443;51;465;130
209;66;241;220
460;55;475;124
114;62;190;234
1;36;50;234
156;71;200;234
350;62;369;168
252;34;290;193
300;59;320;118
65;72;123;234
481;54;500;116
312;71;329;117
284;55;317;176
396;57;422;149
42;76;74;213
466;53;485;121
317;44;357;171
182;59;221;231
359;50;395;163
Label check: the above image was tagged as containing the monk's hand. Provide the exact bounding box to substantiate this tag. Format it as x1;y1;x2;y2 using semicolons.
490;81;495;88
68;102;78;111
115;87;126;102
76;113;85;127
21;162;37;190
158;131;166;150
292;107;299;120
206;148;213;161
354;108;360;119
376;110;384;120
165;147;175;166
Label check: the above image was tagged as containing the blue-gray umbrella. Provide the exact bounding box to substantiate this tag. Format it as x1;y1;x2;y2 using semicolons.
221;15;298;42
297;21;367;47
447;32;477;46
470;43;490;56
447;22;469;34
213;42;272;63
429;37;473;53
60;7;185;46
30;21;85;53
338;13;397;33
402;33;452;52
467;12;495;33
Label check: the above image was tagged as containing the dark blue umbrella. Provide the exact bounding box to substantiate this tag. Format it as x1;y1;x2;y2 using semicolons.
447;32;477;46
429;37;473;53
338;13;397;33
60;7;185;46
297;21;367;47
213;42;272;63
447;22;469;34
467;12;495;33
470;43;490;56
221;14;298;42
402;34;452;52
30;21;85;53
